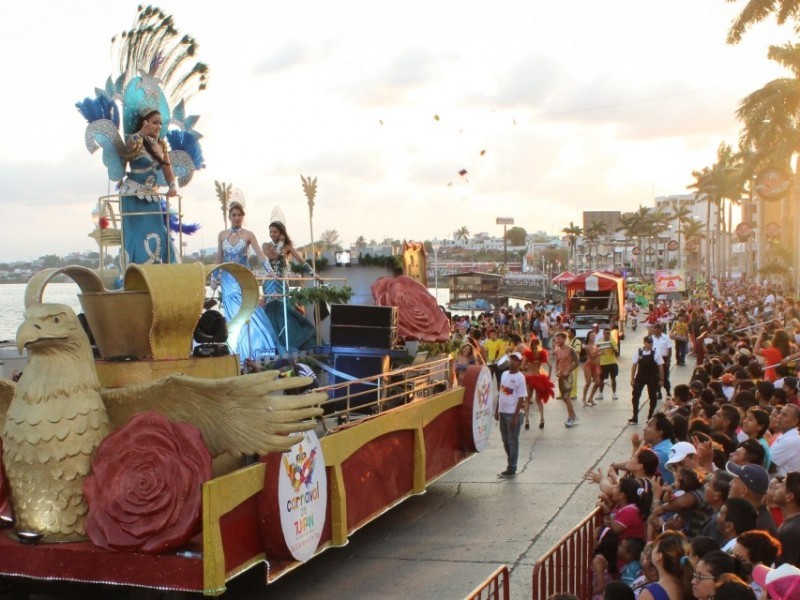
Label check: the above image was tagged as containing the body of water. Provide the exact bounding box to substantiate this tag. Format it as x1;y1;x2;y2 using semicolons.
0;283;83;341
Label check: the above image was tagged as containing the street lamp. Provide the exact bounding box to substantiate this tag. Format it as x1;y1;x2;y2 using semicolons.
431;238;441;303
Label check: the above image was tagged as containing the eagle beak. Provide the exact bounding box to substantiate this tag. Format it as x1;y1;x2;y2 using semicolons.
17;320;39;354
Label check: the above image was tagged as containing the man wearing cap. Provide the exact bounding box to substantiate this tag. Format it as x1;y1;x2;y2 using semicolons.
771;404;800;477
752;563;800;600
629;335;664;424
726;461;778;536
494;352;527;477
774;472;800;567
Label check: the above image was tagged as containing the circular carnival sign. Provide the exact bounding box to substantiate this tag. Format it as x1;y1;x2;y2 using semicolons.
667;240;679;251
631;247;641;256
735;222;753;239
257;431;330;563
472;366;496;452
755;167;792;201
685;240;699;253
645;247;655;256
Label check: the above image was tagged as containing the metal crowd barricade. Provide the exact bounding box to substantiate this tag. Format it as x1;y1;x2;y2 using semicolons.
531;507;603;600
464;565;510;600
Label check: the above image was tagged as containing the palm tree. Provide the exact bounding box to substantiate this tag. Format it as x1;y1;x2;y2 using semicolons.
561;221;583;271
681;219;706;276
585;221;608;267
688;143;743;280
616;213;638;273
455;226;470;244
670;199;693;269
727;1;800;45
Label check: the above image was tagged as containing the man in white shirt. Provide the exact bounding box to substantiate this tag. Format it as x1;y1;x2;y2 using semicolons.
650;323;672;399
771;404;800;477
494;352;527;478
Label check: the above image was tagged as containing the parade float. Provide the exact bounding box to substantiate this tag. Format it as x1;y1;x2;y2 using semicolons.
0;7;495;596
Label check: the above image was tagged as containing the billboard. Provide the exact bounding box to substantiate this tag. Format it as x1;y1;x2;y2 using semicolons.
654;269;686;294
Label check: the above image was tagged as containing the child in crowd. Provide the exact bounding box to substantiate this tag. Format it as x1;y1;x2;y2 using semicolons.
592;527;619;600
618;537;645;587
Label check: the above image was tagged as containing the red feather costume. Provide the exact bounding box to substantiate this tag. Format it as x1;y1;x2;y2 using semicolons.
522;349;555;403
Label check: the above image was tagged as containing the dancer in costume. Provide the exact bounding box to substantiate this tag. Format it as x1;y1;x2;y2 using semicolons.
261;220;318;354
118;109;180;264
212;202;280;362
522;336;554;430
76;7;206;275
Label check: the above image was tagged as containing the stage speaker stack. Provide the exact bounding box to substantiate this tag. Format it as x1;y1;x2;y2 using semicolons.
329;305;398;349
327;305;399;414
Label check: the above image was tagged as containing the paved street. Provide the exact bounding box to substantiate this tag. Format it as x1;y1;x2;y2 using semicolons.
222;337;693;600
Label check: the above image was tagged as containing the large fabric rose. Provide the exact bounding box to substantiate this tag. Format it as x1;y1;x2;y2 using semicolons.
371;275;450;342
83;411;212;553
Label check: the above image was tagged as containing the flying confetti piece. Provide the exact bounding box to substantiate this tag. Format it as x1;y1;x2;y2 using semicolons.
480;150;486;156
458;169;467;176
447;182;453;187
434;114;440;121
379;120;384;126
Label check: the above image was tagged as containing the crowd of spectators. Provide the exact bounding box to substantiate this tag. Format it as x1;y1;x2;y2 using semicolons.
573;280;800;599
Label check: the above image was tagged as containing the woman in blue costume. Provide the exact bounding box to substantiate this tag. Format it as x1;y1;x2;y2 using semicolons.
261;221;318;354
119;110;179;265
213;202;280;362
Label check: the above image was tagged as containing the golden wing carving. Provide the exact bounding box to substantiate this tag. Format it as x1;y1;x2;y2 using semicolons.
0;378;14;434
102;371;324;456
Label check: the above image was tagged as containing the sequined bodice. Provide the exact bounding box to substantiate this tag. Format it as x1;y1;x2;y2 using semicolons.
266;242;288;276
222;237;248;265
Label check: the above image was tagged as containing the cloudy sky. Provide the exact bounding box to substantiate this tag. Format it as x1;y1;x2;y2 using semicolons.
0;1;791;261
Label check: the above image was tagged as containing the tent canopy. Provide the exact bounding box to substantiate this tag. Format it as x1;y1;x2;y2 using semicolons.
566;271;623;293
551;271;576;284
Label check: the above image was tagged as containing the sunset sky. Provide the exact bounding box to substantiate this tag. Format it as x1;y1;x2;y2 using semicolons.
0;1;791;261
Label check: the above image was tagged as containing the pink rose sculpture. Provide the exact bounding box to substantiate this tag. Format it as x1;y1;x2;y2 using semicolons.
371;276;450;342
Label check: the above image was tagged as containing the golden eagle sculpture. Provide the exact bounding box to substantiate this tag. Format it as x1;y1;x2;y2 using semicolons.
0;303;324;540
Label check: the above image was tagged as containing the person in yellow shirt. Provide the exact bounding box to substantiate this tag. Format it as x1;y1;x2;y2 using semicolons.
670;313;689;366
485;328;509;384
597;327;619;401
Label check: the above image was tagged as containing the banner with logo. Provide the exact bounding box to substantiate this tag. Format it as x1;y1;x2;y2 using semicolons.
654;269;686;294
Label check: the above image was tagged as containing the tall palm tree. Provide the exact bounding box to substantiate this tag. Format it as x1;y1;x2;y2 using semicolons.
670;199;694;269
561;221;583;271
455;226;470;244
682;219;707;276
616;213;638;273
727;1;800;45
688;143;743;280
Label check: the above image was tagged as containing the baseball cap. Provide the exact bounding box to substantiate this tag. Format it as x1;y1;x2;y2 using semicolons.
666;441;696;465
509;352;523;361
721;373;735;385
726;461;770;496
752;563;800;600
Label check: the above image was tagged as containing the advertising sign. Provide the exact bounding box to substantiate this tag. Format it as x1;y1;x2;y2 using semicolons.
654;269;686;294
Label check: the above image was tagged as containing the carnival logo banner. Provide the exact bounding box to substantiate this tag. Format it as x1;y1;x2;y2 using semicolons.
278;430;327;562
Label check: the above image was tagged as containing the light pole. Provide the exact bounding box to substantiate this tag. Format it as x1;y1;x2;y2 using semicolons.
496;217;514;272
431;238;441;303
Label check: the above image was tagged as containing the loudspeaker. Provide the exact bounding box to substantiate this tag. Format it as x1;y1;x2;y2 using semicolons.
330;325;396;349
330;305;398;328
329;353;390;413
